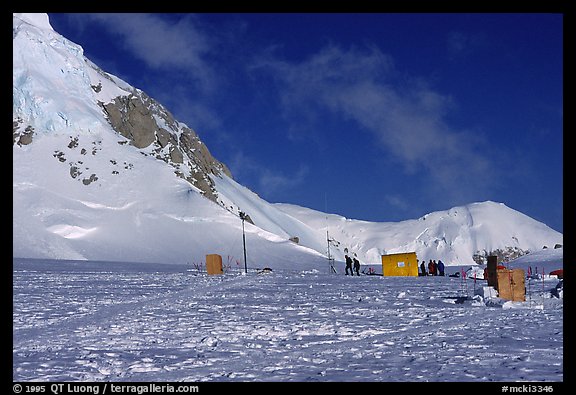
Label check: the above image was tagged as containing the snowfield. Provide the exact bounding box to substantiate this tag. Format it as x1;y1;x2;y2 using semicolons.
13;257;563;382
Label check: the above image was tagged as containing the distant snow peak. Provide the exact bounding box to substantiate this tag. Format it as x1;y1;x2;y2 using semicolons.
274;201;562;267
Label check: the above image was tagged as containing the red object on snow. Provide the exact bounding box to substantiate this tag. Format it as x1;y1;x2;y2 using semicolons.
549;269;563;279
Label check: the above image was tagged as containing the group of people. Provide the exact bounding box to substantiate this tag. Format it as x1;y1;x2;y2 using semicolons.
343;254;446;277
344;254;361;276
420;259;445;276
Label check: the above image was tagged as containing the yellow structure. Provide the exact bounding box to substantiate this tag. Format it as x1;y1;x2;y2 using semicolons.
206;254;223;275
381;252;419;277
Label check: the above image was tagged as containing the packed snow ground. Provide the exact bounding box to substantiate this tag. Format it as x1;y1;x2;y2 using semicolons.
13;257;563;382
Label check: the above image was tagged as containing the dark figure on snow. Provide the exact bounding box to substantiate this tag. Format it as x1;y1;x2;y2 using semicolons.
428;259;435;276
433;260;438;276
437;260;445;276
345;254;353;275
420;260;427;276
353;255;361;276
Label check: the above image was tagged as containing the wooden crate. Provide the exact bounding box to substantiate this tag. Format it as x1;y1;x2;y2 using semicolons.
497;268;525;302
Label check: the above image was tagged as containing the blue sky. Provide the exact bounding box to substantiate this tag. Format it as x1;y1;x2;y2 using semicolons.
47;13;563;232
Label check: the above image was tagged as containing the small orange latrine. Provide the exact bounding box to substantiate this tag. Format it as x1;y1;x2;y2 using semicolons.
206;254;224;275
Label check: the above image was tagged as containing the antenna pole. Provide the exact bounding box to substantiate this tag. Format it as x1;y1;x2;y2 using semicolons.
325;193;336;274
327;228;332;260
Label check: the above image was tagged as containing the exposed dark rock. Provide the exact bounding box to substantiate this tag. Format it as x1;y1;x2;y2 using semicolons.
102;94;157;149
13;119;34;146
91;82;102;93
53;151;66;162
82;174;98;185
69;165;81;179
169;147;183;164
472;246;528;265
100;88;232;204
18;129;34;146
68;136;79;149
156;128;176;148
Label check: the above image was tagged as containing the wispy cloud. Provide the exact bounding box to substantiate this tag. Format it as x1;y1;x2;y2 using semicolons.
447;30;486;59
254;44;496;201
229;151;309;199
258;166;309;197
447;31;469;57
151;82;223;132
71;13;215;91
384;194;411;212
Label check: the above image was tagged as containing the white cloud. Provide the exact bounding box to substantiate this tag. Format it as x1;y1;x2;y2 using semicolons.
229;151;308;199
255;44;496;200
384;194;411;212
258;165;309;197
78;13;215;91
447;31;469;56
447;30;486;59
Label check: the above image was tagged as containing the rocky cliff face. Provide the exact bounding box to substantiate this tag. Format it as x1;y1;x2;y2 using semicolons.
100;87;232;203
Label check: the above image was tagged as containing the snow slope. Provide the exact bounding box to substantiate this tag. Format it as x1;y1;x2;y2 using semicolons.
12;135;326;268
13;13;563;269
504;248;564;273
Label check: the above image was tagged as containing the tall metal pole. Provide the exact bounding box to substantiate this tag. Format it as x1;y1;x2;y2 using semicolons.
326;228;331;261
324;193;335;274
240;211;248;274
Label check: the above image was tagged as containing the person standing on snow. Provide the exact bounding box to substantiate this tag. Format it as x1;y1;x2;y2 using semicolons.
428;259;435;276
437;260;445;276
345;254;353;275
420;260;427;276
353;254;361;276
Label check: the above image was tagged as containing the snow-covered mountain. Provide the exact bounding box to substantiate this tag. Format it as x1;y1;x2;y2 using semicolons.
12;12;330;269
12;13;563;269
275;201;563;265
